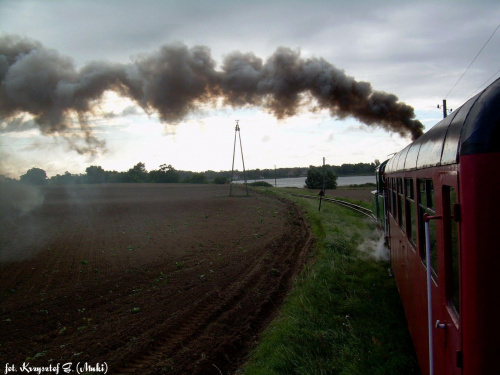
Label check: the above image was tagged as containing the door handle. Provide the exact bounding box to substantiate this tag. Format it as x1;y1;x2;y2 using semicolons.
435;320;446;329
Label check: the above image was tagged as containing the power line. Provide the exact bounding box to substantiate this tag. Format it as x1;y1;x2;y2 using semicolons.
445;22;500;99
465;68;500;99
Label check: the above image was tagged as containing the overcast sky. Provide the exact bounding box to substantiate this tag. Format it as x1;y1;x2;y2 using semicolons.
1;0;499;179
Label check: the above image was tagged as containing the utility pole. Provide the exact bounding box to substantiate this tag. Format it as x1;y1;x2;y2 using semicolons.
274;165;277;188
438;99;452;118
229;120;249;197
318;157;326;212
322;157;326;192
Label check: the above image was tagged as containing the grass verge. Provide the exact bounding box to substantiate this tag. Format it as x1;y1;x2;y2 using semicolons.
240;189;419;374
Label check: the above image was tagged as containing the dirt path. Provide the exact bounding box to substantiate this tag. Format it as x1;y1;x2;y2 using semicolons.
0;184;312;374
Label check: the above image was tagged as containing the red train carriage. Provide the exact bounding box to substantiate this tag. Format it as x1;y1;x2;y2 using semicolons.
380;77;500;375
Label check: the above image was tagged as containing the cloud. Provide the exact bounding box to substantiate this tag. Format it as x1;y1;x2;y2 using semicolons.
0;117;38;133
1;34;424;156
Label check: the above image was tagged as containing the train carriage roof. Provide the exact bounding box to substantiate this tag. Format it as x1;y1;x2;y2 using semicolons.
385;77;500;173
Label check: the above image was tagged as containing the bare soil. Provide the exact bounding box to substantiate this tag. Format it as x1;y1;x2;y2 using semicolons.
0;184;312;374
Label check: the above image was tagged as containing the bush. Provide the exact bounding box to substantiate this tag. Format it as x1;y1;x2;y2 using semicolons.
305;165;337;189
249;181;273;187
213;176;229;184
183;173;207;184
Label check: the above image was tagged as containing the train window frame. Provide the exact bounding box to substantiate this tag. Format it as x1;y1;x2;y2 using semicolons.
405;178;417;249
390;178;397;217
386;178;392;214
388;178;394;217
418;178;438;280
397;178;405;231
443;185;460;320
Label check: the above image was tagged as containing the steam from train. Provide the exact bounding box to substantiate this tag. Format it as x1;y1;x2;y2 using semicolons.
0;34;424;154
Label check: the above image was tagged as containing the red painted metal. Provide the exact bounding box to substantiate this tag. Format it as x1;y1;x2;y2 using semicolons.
380;78;500;374
385;151;500;374
459;153;500;374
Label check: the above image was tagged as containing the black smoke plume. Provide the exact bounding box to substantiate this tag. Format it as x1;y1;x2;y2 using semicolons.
0;35;424;154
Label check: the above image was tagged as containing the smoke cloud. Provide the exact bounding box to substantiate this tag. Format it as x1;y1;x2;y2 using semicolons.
357;233;389;262
1;34;424;154
0;178;46;262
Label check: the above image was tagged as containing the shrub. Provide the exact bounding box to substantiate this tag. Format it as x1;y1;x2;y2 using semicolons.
304;165;337;189
249;181;273;187
213;176;229;184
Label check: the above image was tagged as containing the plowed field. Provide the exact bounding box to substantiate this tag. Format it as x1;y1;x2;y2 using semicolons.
0;184;312;374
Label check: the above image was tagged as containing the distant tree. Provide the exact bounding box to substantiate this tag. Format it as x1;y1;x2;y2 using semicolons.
0;175;17;184
305;165;337;189
85;165;106;184
149;164;180;183
213;176;229;185
190;172;207;184
247;169;261;180
105;170;125;183
20;167;47;185
125;162;149;183
332;162;375;176
183;172;207;184
50;171;79;185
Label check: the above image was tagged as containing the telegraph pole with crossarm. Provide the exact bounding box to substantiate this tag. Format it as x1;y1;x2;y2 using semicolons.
229;120;249;196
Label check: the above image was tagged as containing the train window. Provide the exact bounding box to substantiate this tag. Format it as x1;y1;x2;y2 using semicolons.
391;179;397;217
444;186;460;316
386;179;392;214
418;180;426;205
405;178;414;199
418;179;438;280
405;178;416;247
397;178;405;230
390;178;396;216
419;179;434;209
389;179;394;215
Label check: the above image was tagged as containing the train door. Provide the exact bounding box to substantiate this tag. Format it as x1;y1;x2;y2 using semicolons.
434;172;462;374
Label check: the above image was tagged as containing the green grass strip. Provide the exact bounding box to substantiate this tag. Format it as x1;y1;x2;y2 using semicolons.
241;190;419;375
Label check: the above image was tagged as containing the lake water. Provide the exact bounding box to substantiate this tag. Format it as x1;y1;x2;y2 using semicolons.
237;175;376;188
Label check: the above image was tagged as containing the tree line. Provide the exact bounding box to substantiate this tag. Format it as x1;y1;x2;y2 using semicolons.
13;160;380;186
